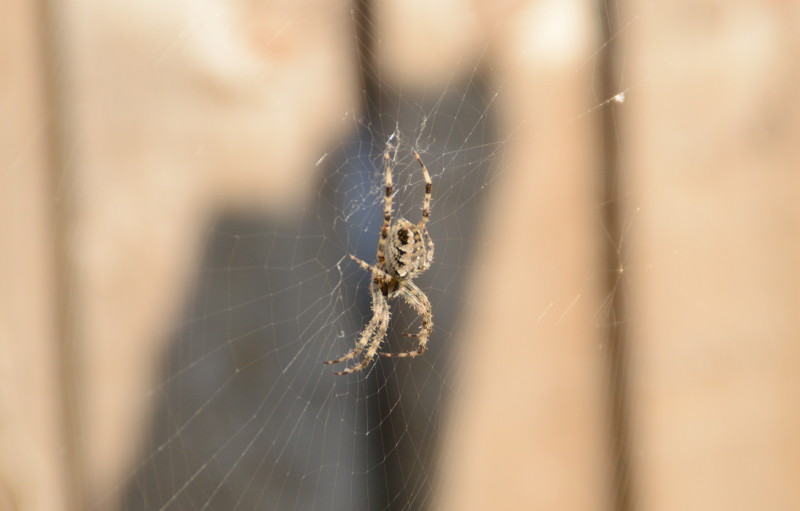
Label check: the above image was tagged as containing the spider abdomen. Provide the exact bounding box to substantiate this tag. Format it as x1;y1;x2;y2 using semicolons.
387;218;433;279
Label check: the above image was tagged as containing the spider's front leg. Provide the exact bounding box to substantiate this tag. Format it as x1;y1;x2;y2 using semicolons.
322;314;376;367
380;281;432;359
330;281;391;375
324;255;393;375
334;299;390;375
323;278;381;373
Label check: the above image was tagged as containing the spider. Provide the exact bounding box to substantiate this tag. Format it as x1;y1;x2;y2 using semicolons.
324;146;434;375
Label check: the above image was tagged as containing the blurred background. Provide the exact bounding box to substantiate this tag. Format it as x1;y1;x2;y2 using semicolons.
2;0;800;510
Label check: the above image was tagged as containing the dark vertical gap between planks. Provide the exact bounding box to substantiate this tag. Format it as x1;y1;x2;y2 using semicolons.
38;1;87;509
353;0;381;119
599;1;633;510
352;0;396;509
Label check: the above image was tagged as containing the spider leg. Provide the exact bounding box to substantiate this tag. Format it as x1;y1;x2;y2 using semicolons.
326;324;373;372
380;281;432;359
414;151;432;229
376;149;394;267
414;152;434;272
322;303;377;366
348;254;391;281
324;272;381;368
334;287;391;375
325;259;393;374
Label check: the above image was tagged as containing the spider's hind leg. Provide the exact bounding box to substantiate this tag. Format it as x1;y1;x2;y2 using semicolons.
413;151;432;229
376;150;394;267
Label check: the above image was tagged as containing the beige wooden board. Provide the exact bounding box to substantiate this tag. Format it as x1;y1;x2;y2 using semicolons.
432;1;612;510
623;1;800;510
0;1;67;510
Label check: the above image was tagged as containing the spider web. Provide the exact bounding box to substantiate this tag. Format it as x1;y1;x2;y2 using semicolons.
112;3;640;510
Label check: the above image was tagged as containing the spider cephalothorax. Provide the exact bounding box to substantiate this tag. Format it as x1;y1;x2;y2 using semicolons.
324;145;434;375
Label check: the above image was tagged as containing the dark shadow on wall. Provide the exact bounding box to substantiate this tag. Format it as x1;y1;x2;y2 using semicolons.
122;41;497;511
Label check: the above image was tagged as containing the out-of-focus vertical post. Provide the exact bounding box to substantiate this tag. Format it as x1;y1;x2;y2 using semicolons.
435;1;612;509
0;0;68;509
3;1;358;509
623;2;800;510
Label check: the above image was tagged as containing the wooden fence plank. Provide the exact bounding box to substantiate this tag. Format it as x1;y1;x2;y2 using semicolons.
624;2;800;510
434;2;612;509
52;1;357;506
0;1;68;509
